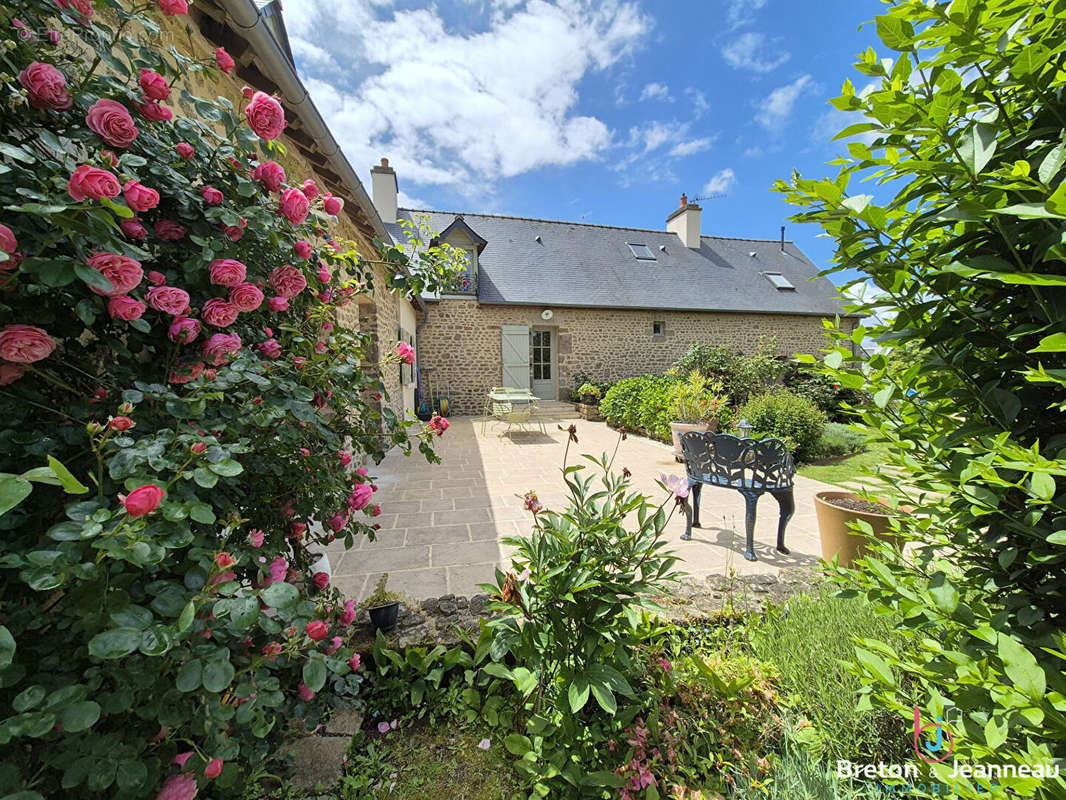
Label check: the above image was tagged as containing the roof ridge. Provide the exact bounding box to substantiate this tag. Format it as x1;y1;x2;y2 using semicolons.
398;208;794;244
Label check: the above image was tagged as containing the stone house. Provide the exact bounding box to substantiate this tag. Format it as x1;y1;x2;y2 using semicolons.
368;160;857;415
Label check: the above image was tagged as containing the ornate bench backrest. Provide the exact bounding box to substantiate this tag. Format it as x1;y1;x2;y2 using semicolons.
680;431;795;490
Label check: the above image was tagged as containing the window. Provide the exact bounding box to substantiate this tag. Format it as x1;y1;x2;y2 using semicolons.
532;330;551;380
763;272;795;290
652;320;665;337
626;243;656;261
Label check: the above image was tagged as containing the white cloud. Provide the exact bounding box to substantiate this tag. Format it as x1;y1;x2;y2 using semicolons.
639;81;673;102
721;31;790;73
725;0;768;29
287;0;652;196
669;137;713;157
703;167;736;194
755;74;815;129
685;87;710;118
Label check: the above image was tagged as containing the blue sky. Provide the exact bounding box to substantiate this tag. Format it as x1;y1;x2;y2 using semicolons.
285;0;885;283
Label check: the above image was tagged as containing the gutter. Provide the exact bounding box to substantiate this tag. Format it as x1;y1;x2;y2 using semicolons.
216;0;391;247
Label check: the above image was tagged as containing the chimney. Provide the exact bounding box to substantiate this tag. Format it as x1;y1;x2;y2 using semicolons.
666;193;701;249
370;157;397;224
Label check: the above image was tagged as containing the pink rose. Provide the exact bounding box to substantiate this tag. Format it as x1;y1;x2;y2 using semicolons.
229;282;264;312
169;361;204;384
317;267;331;283
168;316;201;343
201;298;239;328
175;142;194;159
156;773;197;800
248;529;264;547
326;636;342;655
256;338;281;359
158;0;188;15
138;69;170;101
348;653;361;671
268;296;288;312
338;451;352;467
191;441;207;454
200;185;224;205
221;218;247;242
109;416;134;431
293;240;312;259
86;252;143;296
147;270;166;285
300;179;319;200
0;325;56;363
396;341;415;365
297;682;314;702
427;414;450;436
269;265;307;298
47;29;61;45
305;621;329;641
327;512;346;533
323;194;342;215
0;225;17;256
108;295;146;321
268;556;287;584
348;482;373;511
68;164;120;201
122;180;159;212
203;332;241;364
135;100;172;122
0;362;24;386
312;572;330;590
208;259;246;287
123;484;165;517
154;220;185;241
245;91;286;140
18;62;72;110
85;99;139;148
278;188;309;225
253;161;285;193
120;218;148;240
204;758;223;780
262;641;282;658
147;286;190;315
216;46;235;73
55;0;94;22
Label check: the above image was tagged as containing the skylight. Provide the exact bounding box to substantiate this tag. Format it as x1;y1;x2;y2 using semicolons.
626;243;656;261
764;272;795;290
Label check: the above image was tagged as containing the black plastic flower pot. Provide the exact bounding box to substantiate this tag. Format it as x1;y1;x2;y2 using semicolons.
368;602;400;632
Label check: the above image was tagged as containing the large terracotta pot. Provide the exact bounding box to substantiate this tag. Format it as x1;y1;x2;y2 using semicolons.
813;491;898;567
669;419;719;459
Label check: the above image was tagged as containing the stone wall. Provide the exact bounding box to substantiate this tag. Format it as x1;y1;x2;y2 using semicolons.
417;299;856;414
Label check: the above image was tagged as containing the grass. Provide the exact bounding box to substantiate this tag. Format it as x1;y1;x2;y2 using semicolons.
337;725;520;800
730;736;884;800
797;441;893;488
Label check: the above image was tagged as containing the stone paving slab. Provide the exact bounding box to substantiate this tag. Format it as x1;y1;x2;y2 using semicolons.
326;417;843;601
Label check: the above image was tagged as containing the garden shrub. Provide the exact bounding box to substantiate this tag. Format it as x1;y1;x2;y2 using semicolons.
665;370;731;427
736;390;826;461
673;339;782;406
783;364;867;421
0;2;459;798
600;374;676;441
777;0;1066;794
807;422;867;461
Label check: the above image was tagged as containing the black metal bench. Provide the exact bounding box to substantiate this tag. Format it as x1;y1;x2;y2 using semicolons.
679;431;796;561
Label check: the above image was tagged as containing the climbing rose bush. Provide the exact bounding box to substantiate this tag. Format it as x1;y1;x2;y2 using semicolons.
0;2;457;797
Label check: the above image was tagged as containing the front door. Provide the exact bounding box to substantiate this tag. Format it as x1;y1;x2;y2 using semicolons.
531;328;555;400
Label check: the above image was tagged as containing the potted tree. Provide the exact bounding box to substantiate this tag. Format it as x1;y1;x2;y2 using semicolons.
813;491;901;567
364;573;402;632
668;371;729;460
573;382;603;421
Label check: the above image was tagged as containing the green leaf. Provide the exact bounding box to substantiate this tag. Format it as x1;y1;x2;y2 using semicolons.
1047;180;1066;217
46;457;89;495
303;658;327;693
88;628;142;660
875;14;913;50
202;657;235;693
100;197;134;218
176;659;203;692
0;625;15;667
929;574;959;614
997;633;1046;700
824;350;843;369
208;458;243;477
993;203;1066;219
1047;530;1066;546
1038;144;1065;184
567;676;590;713
984;717;1008;749
854;647;894;686
1029;333;1066;353
589;682;617;715
260;582;299;609
503;733;532;756
74;262;115;293
481;662;513;681
188;502;216;524
1030;472;1056;501
57;701;100;733
958;123;996;175
0;142;35;162
873;385;894;409
177;600;195;633
0;474;33;517
193;467;218;488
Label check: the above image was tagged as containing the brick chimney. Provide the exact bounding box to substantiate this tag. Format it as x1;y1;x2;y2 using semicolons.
370;157;397;224
666;193;702;249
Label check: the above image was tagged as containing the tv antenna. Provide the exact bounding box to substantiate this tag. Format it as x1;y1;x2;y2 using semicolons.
690;192;725;203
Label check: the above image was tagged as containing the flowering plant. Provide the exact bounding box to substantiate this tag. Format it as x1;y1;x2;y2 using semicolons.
0;1;457;797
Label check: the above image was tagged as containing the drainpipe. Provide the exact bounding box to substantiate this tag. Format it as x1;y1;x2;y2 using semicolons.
217;0;391;246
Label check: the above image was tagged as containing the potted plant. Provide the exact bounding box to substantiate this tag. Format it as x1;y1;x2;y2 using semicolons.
668;371;729;460
573;382;603;420
813;491;901;567
364;573;401;632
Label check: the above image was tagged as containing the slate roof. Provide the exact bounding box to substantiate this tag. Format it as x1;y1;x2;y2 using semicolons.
385;209;853;317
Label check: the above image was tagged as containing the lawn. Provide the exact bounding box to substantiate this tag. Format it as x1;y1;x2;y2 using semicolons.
797;442;893;488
